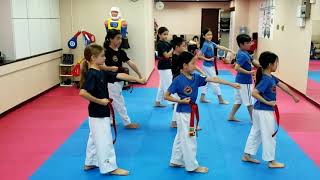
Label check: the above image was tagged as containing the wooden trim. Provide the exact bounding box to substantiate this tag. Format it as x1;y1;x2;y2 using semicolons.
0;50;62;77
0;49;62;66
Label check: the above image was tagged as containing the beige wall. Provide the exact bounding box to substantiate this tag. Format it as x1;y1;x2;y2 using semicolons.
245;0;315;93
312;20;320;40
247;0;260;34
60;0;154;79
0;51;61;114
230;0;250;51
311;1;320;20
154;2;230;36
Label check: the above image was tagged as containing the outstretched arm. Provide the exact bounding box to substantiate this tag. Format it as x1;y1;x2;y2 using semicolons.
206;77;240;89
126;60;142;78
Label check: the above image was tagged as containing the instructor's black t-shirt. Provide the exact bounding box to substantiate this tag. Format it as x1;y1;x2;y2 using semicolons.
83;68;118;118
105;46;130;82
157;40;172;70
105;46;130;68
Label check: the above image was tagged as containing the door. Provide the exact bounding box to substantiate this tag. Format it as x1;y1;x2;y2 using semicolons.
201;9;219;43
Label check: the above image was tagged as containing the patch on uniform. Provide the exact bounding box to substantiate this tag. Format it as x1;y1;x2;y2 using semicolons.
112;55;118;62
272;85;276;93
184;86;192;95
200;74;207;78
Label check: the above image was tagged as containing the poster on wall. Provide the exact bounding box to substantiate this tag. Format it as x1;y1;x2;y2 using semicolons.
258;0;276;40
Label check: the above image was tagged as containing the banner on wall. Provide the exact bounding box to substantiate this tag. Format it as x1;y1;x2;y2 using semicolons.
258;0;276;40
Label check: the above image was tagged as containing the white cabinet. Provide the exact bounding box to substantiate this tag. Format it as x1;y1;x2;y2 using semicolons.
29;19;50;55
49;0;60;18
27;0;50;18
13;19;30;59
2;0;61;59
11;0;28;18
48;19;61;51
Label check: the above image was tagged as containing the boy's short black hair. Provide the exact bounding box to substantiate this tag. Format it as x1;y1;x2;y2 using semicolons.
236;34;252;47
171;37;185;50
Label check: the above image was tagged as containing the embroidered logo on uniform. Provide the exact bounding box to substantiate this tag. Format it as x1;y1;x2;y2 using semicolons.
112;55;118;62
272;85;276;93
200;74;206;78
184;86;192;95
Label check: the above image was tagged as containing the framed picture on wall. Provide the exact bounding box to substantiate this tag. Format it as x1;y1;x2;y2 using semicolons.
220;18;230;32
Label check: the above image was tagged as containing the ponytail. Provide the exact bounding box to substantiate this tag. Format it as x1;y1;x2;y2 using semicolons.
256;51;279;86
255;67;263;87
80;59;89;89
80;44;104;89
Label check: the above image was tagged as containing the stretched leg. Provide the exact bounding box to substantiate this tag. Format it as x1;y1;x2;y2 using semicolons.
228;104;241;122
243;110;261;164
161;69;173;105
108;82;138;129
84;131;98;170
200;66;210;103
155;70;166;107
258;111;283;168
170;115;184;167
88;117;118;174
177;113;205;172
203;66;228;104
228;88;242;122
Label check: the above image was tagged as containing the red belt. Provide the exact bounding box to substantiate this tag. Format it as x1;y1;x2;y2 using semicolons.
189;102;200;137
108;99;117;144
214;57;219;75
272;105;280;137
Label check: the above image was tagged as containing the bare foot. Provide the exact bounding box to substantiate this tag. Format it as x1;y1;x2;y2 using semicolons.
154;101;166;107
84;165;98;171
125;123;140;129
169;163;184;168
111;168;129;176
268;161;285;168
200;98;211;103
170;121;177;128
242;154;260;164
193;166;208;173
219;100;229;105
228;117;241;122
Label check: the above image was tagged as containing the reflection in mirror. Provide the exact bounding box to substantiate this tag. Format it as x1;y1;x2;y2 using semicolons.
307;20;320;103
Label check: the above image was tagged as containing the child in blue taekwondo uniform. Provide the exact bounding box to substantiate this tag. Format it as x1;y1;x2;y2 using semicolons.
170;37;205;128
164;51;240;173
79;44;145;176
198;28;236;104
241;51;299;168
228;34;261;122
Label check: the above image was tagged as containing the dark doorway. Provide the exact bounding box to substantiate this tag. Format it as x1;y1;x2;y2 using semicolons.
201;9;220;43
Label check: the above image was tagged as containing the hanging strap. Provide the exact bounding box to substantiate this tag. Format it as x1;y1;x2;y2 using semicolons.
189;101;200;137
107;99;117;144
214;57;219;75
272;105;280;137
